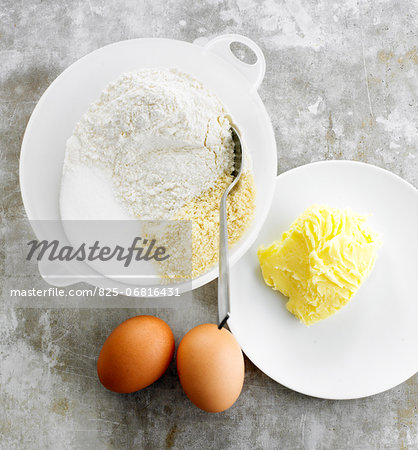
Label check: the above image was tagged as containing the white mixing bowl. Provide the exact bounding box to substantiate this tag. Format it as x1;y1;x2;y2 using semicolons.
20;34;277;293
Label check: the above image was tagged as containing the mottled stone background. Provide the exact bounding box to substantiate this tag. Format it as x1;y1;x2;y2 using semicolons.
0;0;417;448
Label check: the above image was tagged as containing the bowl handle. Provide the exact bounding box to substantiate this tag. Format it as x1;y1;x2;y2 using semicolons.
38;258;78;287
204;34;266;92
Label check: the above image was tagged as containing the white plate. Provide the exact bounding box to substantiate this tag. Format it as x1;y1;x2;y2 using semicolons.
229;161;418;399
19;35;277;293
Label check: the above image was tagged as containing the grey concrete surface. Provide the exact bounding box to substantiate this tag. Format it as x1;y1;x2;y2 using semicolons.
1;0;417;448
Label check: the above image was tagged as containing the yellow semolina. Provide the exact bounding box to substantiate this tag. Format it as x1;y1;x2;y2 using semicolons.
257;205;381;325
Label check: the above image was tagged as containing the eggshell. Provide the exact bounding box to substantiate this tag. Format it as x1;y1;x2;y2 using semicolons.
97;315;175;393
176;323;244;412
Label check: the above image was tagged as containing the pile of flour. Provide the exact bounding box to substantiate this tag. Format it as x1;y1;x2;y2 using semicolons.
60;69;234;220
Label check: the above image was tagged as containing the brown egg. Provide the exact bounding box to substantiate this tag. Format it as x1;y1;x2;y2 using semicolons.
97;315;174;393
176;323;244;412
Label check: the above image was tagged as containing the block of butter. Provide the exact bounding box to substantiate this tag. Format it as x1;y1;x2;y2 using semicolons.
257;205;381;325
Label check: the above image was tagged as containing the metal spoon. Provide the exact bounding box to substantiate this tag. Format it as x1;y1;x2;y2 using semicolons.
218;125;244;329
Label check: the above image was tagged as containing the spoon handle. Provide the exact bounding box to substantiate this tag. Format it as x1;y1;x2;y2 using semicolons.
218;126;244;329
218;190;230;329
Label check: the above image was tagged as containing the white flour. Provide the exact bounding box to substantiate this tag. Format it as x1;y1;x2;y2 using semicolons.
61;68;234;220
